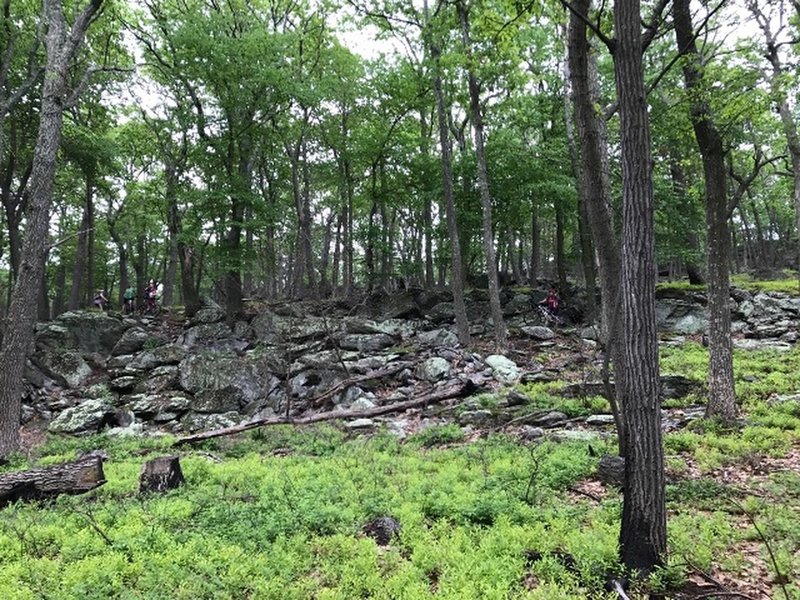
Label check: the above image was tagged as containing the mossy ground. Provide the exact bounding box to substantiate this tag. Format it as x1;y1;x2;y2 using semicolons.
1;344;799;599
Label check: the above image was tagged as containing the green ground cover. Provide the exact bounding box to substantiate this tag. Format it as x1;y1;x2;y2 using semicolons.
0;345;798;599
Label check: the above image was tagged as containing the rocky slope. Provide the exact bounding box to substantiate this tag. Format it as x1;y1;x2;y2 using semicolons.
20;286;800;440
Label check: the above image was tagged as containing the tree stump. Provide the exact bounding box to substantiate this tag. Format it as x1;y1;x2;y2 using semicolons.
0;455;106;507
361;516;401;546
138;455;184;494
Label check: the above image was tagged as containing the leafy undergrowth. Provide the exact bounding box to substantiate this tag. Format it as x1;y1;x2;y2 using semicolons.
658;272;800;295
1;344;799;598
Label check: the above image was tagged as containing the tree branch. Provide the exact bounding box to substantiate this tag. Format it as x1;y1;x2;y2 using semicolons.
561;0;615;53
174;379;479;446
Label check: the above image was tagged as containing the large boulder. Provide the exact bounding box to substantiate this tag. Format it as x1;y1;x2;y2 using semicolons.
36;310;128;355
111;327;153;356
337;333;396;352
416;357;451;382
48;398;116;434
485;355;520;385
251;312;330;344
417;328;459;348
31;348;93;389
178;353;283;410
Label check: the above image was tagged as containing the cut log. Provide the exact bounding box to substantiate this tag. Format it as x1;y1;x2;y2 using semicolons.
0;455;106;507
175;378;479;447
138;455;184;494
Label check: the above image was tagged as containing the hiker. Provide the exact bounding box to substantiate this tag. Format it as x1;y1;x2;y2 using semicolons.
539;287;561;318
143;280;158;314
123;285;135;314
93;289;108;311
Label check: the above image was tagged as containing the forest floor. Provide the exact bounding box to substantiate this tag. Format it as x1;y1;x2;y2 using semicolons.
2;320;800;599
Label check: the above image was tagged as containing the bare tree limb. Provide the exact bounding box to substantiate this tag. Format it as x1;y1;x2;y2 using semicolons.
174;379;479;446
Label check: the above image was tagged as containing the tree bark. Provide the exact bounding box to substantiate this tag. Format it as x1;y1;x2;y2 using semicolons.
427;3;470;346
457;0;506;348
613;0;667;574
138;456;184;494
673;0;737;425
0;0;103;460
68;177;93;310
567;0;625;452
0;455;105;506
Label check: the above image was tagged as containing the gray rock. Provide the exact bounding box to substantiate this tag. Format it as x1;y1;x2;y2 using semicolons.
416;357;451;382
193;307;226;324
126;351;160;372
350;397;376;411
134;366;178;394
112;328;153;356
151;344;187;365
586;414;616;426
672;313;707;335
36;310;128;355
48;398;115;434
289;370;342;403
346;418;375;429
178;322;238;350
109;376;138;392
521;325;555;341
549;430;602;442
179;353;282;405
505;390;529;407
341;317;389;335
125;394;191;417
504;294;532;316
734;339;793;351
579;326;600;341
596;455;625;487
337;333;396;352
292;350;356;373
387;419;410;439
417;328;459;348
107;354;134;369
520;426;545;440
194;387;241;413
485;355;520;385
529;410;568;428
32;348;93;389
180;411;240;432
458;409;493;426
106;423;146;437
426;302;455;323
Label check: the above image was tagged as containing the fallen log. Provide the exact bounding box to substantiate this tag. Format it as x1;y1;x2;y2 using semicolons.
175;378;478;446
0;455;106;507
310;361;412;407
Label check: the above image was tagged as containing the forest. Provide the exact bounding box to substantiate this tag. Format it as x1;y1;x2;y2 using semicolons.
0;0;798;598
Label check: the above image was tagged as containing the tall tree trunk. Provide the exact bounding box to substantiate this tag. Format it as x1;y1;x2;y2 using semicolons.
457;0;506;347
751;1;800;284
563;53;598;316
555;201;568;292
86;175;95;303
68;177;93;310
162;233;178;307
427;4;470;346
674;0;737;425
614;0;666;574
530;205;541;285
421;116;435;289
0;0;103;459
567;0;625;451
